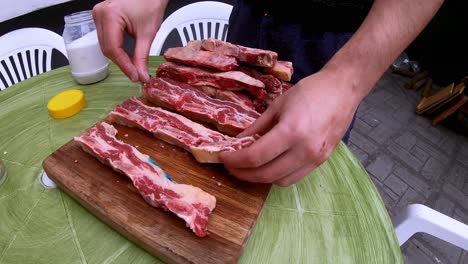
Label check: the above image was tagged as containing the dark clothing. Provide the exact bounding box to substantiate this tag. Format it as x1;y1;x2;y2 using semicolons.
226;0;372;143
228;1;372;32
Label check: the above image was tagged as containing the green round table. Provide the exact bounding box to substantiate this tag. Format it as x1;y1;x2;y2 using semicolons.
0;57;402;264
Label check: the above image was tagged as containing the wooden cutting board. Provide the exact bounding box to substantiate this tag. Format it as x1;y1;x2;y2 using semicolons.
42;119;272;264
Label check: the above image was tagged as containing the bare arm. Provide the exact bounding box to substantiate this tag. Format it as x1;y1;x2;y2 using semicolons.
221;0;444;187
325;0;444;103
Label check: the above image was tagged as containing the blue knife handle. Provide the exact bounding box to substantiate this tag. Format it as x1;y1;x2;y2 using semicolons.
148;157;174;182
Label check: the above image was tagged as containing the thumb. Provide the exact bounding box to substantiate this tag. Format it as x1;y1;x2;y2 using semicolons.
238;105;278;138
133;37;153;83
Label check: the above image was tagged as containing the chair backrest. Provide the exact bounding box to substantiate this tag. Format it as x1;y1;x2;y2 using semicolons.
0;27;68;90
149;1;233;56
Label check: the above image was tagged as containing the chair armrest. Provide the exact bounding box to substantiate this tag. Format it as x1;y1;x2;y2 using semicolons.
393;203;468;250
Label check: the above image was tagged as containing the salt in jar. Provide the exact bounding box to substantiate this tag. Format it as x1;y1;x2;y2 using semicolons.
63;10;109;84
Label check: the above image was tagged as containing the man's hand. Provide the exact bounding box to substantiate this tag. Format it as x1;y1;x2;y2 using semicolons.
93;0;169;82
220;0;443;187
219;69;360;187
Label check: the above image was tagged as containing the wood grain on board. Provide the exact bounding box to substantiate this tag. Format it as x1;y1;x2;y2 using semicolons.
43;119;271;264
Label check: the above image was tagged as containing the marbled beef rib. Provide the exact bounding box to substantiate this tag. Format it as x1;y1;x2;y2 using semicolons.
74;122;216;237
201;38;278;68
163;46;238;72
144;77;259;136
156;61;267;100
108;97;257;163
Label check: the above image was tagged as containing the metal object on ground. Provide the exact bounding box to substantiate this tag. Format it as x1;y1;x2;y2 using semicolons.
0;160;7;187
39;170;57;189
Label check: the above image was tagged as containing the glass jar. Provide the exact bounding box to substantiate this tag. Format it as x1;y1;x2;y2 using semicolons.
63;10;109;84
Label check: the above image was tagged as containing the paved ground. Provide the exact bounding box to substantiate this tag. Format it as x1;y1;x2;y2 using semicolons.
347;69;468;263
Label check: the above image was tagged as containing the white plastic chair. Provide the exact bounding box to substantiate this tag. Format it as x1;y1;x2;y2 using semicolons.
149;1;233;56
0;27;68;90
394;204;468;250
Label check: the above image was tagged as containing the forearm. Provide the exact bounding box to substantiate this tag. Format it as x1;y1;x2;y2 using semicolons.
323;0;444;103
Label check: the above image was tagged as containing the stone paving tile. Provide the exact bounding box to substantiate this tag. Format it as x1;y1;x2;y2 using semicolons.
384;94;405;111
366;153;394;182
403;241;439;264
460;140;468;155
437;127;459;155
392;105;416;121
460;252;468;264
352;117;373;135
448;163;468;190
395;187;426;211
370;177;398;211
360;112;381;128
434;195;456;216
419;234;463;264
453;207;468;225
355;100;372;118
348;70;468;263
348;130;379;155
404;237;445;264
369;121;402;144
384;174;409;197
374;69;398;88
412;122;443;146
415;138;451;165
394;132;418;151
410;145;431;164
421;157;445;181
383;186;401;204
457;147;468;168
387;143;425;172
412;112;433;128
364;86;395;107
443;183;468;211
367;102;399;124
347;143;369;166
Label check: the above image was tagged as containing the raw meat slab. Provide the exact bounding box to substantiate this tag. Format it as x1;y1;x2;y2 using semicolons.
42;119;271;264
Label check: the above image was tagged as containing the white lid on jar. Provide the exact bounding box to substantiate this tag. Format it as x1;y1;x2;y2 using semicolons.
64;10;93;25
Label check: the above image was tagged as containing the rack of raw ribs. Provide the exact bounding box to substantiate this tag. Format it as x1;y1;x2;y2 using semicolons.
74;39;294;237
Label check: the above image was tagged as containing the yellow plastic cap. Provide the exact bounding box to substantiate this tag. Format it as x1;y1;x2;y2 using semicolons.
47;89;86;119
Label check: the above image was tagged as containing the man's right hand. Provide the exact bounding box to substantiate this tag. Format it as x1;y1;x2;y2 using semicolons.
93;0;169;83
